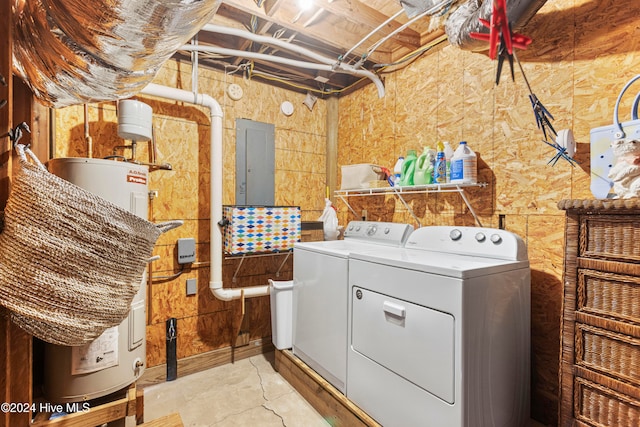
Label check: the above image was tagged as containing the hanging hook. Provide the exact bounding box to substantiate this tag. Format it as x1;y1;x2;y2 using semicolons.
0;73;6;109
2;122;31;147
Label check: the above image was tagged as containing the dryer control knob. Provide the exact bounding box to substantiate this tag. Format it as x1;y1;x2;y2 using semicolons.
490;234;502;244
355;226;361;231
348;225;354;231
475;232;486;242
449;229;462;241
384;227;390;234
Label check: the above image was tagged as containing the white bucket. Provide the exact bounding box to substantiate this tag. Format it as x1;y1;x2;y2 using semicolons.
269;279;294;350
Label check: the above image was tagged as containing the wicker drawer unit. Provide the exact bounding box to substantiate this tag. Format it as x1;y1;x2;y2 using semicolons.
558;200;640;427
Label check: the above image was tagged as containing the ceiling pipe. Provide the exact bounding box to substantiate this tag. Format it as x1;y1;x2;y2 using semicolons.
197;24;385;97
180;45;385;98
140;83;269;301
341;9;405;64
202;24;334;65
359;0;454;67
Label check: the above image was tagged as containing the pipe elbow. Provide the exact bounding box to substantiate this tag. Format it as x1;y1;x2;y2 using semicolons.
209;281;271;301
198;93;223;118
209;281;236;301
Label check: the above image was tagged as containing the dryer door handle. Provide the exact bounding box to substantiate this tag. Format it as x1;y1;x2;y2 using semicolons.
383;301;406;319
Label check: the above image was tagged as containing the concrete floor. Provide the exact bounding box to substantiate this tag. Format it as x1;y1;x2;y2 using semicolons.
142;352;550;427
142;352;328;427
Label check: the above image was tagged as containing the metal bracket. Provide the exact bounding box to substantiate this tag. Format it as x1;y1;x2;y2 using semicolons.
335;183;487;228
229;250;293;283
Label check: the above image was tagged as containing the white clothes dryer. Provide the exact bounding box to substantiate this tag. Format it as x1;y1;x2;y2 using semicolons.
347;226;531;427
293;221;413;393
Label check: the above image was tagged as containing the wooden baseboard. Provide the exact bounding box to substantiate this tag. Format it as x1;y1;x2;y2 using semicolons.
140;412;183;426
138;338;274;388
274;350;380;427
31;384;137;427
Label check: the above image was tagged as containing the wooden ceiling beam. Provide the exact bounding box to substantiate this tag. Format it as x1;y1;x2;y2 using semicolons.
263;0;286;16
218;0;393;63
312;0;420;49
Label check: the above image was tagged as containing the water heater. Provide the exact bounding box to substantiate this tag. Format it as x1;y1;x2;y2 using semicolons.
44;158;150;402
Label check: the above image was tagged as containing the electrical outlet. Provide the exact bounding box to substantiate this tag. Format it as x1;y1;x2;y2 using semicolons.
186;278;197;296
362;209;368;221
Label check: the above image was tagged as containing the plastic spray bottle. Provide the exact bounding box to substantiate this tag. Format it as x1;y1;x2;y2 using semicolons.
443;141;454;183
433;141;446;184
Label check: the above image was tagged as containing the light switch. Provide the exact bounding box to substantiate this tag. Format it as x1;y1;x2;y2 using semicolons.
186;278;197;296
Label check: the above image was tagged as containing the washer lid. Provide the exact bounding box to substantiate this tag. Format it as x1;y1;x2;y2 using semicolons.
294;240;385;258
350;247;529;279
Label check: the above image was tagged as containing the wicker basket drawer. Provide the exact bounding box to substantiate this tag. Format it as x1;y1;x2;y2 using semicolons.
580;216;640;262
578;269;640;324
575;323;640;386
574;377;640;426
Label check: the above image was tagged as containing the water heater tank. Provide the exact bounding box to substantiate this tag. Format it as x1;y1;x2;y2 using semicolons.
44;158;150;402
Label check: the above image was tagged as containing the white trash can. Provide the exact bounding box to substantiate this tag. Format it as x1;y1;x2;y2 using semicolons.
269;279;294;350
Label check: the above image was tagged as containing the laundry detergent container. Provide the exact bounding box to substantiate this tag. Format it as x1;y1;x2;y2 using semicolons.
269;279;293;349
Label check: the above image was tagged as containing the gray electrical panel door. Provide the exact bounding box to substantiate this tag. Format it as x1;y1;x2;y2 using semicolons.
235;119;275;205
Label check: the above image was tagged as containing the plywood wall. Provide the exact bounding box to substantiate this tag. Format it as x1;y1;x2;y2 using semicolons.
336;0;640;424
50;0;640;424
53;60;328;368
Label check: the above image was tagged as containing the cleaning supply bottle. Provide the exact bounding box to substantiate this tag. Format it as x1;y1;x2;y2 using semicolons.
399;149;417;186
433;141;446;184
443;141;454;182
414;147;435;185
392;156;404;186
450;141;477;184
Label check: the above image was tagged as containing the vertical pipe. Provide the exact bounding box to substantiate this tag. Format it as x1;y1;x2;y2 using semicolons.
326;96;339;205
83;104;92;158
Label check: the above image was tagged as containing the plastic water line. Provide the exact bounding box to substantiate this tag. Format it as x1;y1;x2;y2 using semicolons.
140;83;270;301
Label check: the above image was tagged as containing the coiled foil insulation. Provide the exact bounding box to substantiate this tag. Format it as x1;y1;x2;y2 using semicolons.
12;0;221;108
444;0;547;52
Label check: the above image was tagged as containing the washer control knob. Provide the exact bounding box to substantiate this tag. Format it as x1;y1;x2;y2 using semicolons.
355;226;361;232
348;225;354;231
384;227;391;234
366;225;377;236
449;229;462;241
475;232;486;242
490;234;502;244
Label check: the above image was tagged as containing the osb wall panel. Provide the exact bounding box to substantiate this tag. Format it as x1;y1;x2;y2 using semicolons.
335;0;640;424
53;59;325;369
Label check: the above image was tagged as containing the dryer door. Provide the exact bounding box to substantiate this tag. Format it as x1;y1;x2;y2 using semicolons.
351;286;455;403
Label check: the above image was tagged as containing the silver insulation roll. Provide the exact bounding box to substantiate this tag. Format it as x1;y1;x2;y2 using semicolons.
444;0;548;52
12;0;222;108
399;0;444;18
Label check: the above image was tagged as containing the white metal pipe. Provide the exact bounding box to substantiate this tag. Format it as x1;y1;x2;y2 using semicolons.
342;9;405;62
180;44;385;97
363;1;453;64
202;24;335;65
140;82;269;301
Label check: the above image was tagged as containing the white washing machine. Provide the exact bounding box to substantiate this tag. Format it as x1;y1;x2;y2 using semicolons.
293;221;413;393
347;226;530;427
